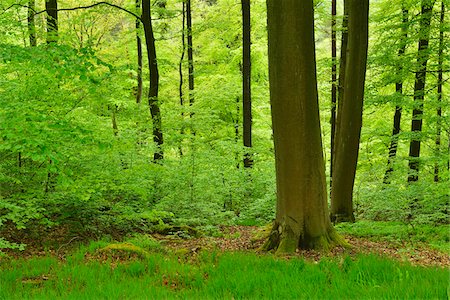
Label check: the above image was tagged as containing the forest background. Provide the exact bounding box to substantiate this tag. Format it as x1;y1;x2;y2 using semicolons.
0;0;449;253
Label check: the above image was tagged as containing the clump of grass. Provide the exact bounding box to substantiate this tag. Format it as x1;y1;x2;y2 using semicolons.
0;242;447;299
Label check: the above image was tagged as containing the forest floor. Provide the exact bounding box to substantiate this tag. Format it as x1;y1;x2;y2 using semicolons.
3;225;449;268
158;225;450;268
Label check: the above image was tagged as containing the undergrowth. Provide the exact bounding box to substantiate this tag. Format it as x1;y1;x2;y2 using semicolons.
0;243;447;299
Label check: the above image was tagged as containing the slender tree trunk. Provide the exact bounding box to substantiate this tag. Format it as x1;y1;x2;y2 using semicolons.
136;0;143;104
142;0;163;161
330;0;337;190
407;0;435;182
45;0;58;44
331;0;348;195
112;105;119;136
263;0;344;253
434;1;445;182
187;0;194;116
242;0;253;168
383;7;409;184
179;0;186;156
330;0;369;223
28;0;36;46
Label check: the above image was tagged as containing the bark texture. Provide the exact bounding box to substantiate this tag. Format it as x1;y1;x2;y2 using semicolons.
45;0;58;44
330;0;337;189
242;0;252;168
265;0;344;253
142;0;163;161
407;0;435;182
330;0;369;223
136;0;143;104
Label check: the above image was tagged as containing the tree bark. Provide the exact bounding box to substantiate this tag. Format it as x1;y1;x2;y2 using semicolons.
187;0;194;116
330;0;337;190
330;0;369;223
136;0;143;104
45;0;58;44
407;0;435;182
179;0;186;156
383;6;408;184
264;0;344;253
142;0;163;161
434;1;445;182
28;0;36;46
242;0;252;168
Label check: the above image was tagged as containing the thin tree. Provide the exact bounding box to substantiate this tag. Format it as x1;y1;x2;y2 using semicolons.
330;0;337;190
179;0;186;155
136;0;143;104
142;0;163;161
330;0;369;223
383;6;409;184
45;0;58;44
263;0;344;253
28;0;36;46
434;0;445;182
187;0;194;116
242;0;252;168
407;0;435;182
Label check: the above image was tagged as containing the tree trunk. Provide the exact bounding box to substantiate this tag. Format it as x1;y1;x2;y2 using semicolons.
330;0;337;190
28;0;36;46
383;6;408;184
330;0;369;223
242;0;252;168
331;0;349;195
187;0;194;116
434;1;445;182
136;0;143;104
142;0;163;161
45;0;58;44
407;0;435;182
179;0;186;156
264;0;344;253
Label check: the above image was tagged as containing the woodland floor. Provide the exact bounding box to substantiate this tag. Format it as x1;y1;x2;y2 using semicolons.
2;225;449;268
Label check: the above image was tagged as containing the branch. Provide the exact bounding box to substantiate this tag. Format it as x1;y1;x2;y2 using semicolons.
2;2;142;23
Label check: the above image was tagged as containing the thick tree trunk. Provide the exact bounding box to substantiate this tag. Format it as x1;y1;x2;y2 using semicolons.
407;0;435;182
142;0;163;161
264;0;344;253
242;0;252;168
330;0;369;223
187;0;194;116
45;0;58;44
434;1;445;182
383;7;408;184
136;0;143;104
28;0;36;46
330;0;337;190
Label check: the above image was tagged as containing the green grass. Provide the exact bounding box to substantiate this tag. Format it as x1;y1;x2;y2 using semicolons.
335;220;450;252
0;244;448;299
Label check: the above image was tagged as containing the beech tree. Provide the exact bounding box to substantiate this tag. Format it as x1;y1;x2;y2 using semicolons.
28;0;36;46
407;0;435;182
136;0;143;104
330;0;369;223
263;0;344;253
142;0;164;161
46;0;58;43
242;0;252;168
383;6;409;184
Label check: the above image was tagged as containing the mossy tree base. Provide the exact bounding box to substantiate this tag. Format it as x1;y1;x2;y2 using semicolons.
261;221;347;255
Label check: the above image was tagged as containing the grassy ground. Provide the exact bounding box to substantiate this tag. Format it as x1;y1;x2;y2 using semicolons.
0;236;448;300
